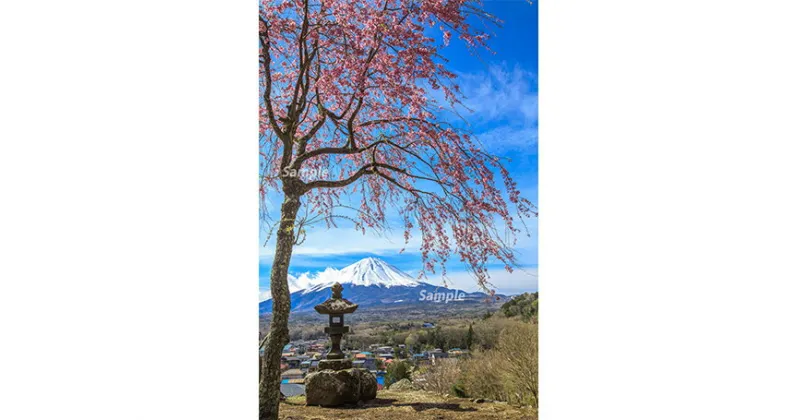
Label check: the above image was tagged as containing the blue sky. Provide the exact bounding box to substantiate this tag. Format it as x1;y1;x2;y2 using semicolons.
261;1;538;298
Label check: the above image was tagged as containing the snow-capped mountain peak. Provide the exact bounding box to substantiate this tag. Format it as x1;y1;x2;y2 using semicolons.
338;257;421;287
301;257;421;294
259;257;504;312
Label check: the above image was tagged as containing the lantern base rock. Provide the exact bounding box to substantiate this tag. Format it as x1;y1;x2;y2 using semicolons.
304;368;378;407
317;359;352;370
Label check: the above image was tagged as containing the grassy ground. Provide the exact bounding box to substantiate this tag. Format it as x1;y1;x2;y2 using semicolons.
280;390;537;420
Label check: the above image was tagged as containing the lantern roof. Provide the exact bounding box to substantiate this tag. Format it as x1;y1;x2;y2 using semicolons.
313;282;358;315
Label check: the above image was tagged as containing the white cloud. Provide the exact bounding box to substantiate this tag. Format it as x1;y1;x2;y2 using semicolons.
455;63;538;127
259;268;344;302
476;125;538;153
288;267;341;290
260;224;420;257
261;221;536;261
423;266;539;295
422;63;537;130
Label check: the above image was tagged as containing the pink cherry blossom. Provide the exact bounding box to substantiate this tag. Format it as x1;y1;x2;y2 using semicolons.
260;0;535;285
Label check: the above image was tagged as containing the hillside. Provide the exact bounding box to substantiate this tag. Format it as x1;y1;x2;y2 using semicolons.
280;390;537;420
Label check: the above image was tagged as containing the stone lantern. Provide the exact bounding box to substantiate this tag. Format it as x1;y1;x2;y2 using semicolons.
314;282;358;370
305;282;376;406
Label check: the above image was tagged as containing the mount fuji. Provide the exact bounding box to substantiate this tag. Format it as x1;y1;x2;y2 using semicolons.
259;257;499;313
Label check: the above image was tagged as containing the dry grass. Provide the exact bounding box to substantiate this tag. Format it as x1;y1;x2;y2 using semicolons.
413;359;462;395
462;322;538;407
278;390;537;420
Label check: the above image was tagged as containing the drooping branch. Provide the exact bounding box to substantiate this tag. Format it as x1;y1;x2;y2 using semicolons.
301;163;376;191
259;16;284;140
287;0;314;133
291;136;387;169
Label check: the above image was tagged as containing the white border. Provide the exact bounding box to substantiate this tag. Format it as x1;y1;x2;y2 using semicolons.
541;1;800;418
0;0;257;418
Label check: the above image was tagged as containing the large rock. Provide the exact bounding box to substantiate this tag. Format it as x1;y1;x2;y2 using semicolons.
305;368;377;406
317;359;352;371
388;378;414;391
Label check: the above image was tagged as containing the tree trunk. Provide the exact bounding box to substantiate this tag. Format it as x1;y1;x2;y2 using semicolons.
259;192;301;420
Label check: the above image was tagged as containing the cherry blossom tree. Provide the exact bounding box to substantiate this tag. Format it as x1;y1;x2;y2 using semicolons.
259;0;535;417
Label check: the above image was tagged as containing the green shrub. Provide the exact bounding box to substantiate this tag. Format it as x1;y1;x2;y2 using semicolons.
451;378;468;398
500;292;539;321
385;360;413;386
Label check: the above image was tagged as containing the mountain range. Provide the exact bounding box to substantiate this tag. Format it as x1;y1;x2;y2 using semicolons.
259;257;501;313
